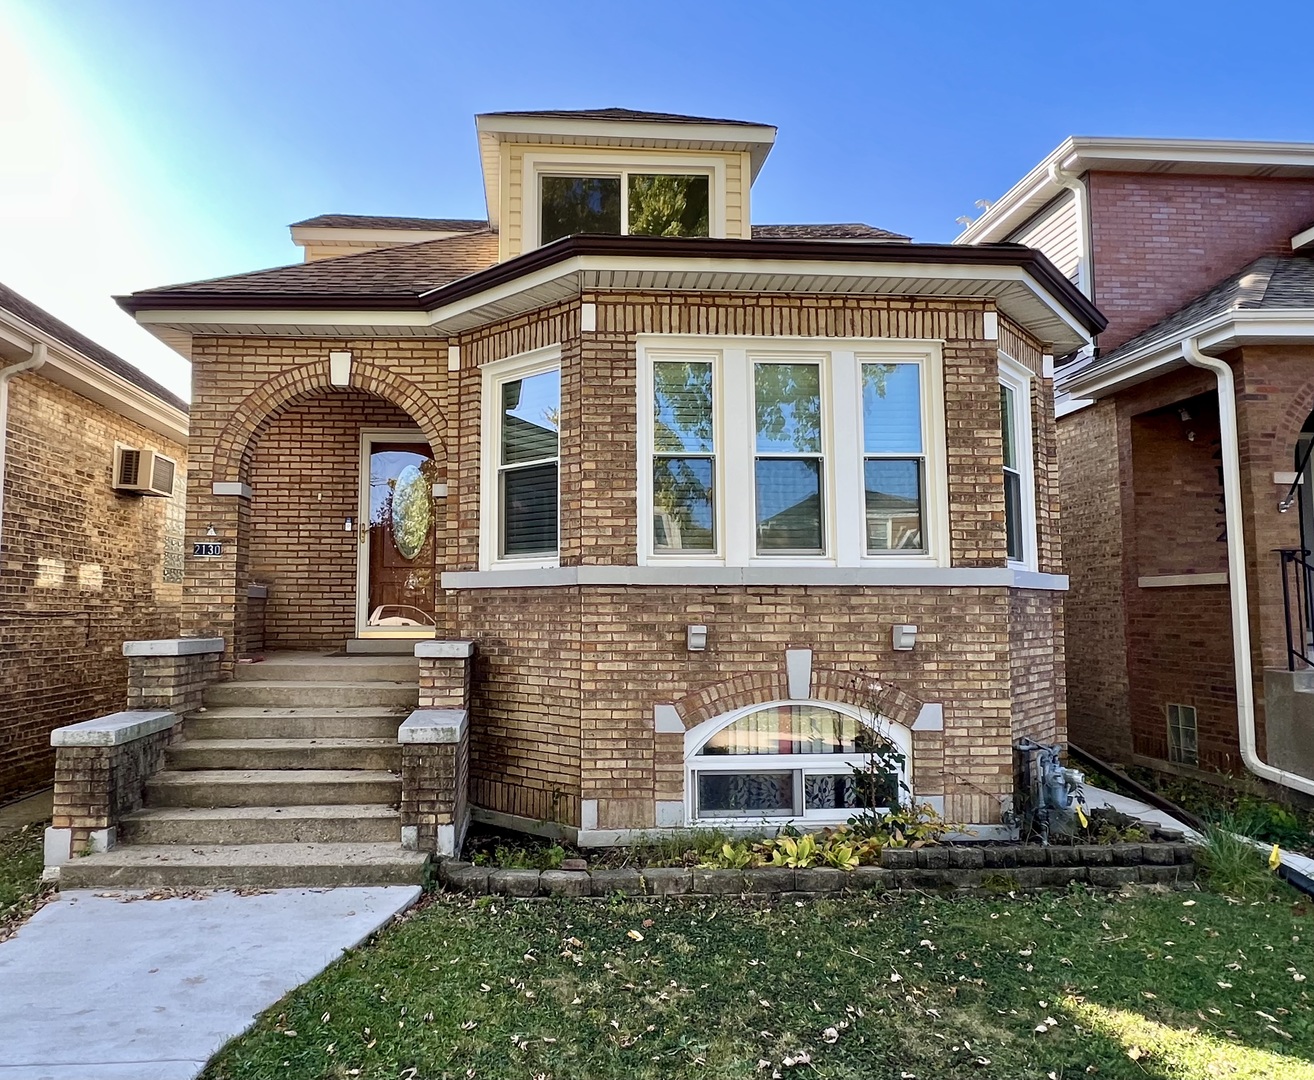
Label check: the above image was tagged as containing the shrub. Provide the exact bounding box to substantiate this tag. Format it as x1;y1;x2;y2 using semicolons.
1195;815;1285;900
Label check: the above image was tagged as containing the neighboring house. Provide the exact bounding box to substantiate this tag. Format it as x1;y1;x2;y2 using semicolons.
114;107;1100;850
0;283;188;802
957;138;1314;800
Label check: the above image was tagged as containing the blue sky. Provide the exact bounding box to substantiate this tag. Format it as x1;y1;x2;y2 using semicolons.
3;0;1314;398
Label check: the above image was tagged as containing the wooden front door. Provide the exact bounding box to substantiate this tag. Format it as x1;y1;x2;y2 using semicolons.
357;432;439;637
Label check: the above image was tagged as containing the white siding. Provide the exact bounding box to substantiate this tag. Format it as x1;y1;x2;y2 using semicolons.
1008;194;1081;284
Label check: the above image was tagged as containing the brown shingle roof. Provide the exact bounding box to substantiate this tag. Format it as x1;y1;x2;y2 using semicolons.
291;214;489;232
0;282;187;413
479;107;771;128
752;223;910;242
128;230;500;301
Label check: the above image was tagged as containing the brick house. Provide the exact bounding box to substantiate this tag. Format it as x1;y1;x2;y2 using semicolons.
958;137;1314;801
86;107;1100;877
1;283;188;803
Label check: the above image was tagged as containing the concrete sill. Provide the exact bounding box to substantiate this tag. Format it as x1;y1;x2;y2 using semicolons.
123;637;226;657
399;708;468;744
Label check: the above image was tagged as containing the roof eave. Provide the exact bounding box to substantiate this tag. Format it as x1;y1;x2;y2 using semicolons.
1058;308;1314;399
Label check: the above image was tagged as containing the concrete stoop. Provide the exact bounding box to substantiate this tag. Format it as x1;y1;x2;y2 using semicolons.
64;652;428;890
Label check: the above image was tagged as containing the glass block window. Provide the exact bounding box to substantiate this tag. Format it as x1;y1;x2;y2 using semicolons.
1167;703;1199;766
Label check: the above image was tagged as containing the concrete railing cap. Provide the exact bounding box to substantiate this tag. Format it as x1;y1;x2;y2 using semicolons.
123;637;225;657
399;708;468;743
51;710;177;747
415;640;475;659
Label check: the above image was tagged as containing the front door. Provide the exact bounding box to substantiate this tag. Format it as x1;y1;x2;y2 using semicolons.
357;432;439;638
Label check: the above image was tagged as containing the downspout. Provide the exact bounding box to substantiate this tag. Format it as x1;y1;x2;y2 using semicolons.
0;341;47;551
1182;335;1314;797
1048;163;1092;299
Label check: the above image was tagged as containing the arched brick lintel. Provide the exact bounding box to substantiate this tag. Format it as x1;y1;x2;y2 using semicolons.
211;358;447;483
674;666;925;731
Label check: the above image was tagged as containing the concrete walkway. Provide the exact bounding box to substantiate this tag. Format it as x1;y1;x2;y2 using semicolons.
0;885;420;1080
1084;782;1314;883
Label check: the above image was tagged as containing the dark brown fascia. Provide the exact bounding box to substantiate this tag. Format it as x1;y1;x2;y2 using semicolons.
116;235;1107;334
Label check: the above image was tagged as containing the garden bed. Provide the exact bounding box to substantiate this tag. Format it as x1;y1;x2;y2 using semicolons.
443;838;1198;898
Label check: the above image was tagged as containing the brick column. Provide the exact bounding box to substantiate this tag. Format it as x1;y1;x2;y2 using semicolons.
45;638;225;874
124;637;225;714
401;641;474;856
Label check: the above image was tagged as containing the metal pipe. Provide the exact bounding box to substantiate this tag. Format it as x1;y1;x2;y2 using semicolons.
1182;335;1314;797
0;341;48;551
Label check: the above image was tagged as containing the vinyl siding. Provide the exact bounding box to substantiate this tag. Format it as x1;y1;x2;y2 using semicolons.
1008;193;1081;285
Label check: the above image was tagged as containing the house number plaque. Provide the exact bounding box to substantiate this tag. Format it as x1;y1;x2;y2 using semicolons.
192;542;224;557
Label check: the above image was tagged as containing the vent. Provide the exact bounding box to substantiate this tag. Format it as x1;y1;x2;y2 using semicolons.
114;446;176;497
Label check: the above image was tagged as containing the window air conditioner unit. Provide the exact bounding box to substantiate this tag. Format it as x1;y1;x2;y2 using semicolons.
113;446;176;497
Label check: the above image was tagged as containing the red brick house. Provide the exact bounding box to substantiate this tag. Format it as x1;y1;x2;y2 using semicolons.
958;137;1314;801
56;108;1101;883
0;283;188;804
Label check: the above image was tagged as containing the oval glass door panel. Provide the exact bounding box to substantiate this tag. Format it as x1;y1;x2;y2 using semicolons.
390;464;431;560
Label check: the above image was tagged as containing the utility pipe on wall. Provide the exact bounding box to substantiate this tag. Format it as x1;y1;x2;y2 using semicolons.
1182;335;1314;797
1048;163;1092;299
0;341;47;552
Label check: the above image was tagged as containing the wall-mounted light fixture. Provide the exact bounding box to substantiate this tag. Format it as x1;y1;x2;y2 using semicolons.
205;525;217;537
687;624;708;652
892;624;918;651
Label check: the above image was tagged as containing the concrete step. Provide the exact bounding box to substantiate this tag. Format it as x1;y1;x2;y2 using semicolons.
347;638;428;655
166;738;400;772
185;707;406;740
204;681;419;709
145;769;400;808
234;656;419;683
119;805;401;846
58;843;429;889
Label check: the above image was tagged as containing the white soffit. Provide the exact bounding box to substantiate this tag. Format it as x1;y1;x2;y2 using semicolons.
957;136;1314;246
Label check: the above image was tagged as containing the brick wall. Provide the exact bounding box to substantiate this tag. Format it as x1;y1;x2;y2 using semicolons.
182;338;448;659
1088;172;1314;351
247;389;426;648
1;371;185;802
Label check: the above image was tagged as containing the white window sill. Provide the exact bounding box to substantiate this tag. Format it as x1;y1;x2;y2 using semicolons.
442;566;1070;590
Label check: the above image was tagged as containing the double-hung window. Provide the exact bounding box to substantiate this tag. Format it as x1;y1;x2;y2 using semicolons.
481;346;561;569
638;336;948;567
998;355;1036;569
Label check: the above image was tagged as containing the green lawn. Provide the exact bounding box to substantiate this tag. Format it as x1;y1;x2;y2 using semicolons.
0;821;50;939
203;887;1314;1080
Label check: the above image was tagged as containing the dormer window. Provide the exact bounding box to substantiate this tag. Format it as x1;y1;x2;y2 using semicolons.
540;171;710;245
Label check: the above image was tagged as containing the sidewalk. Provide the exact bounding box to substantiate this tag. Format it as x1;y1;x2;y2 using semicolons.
0;884;420;1079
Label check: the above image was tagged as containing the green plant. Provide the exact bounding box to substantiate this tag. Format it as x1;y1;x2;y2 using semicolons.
1195;816;1289;900
1232;796;1312;848
820;840;861;871
846;802;957;848
701;840;757;870
762;833;819;868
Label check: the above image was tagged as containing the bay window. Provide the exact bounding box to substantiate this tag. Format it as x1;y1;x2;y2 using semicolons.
480;346;561;569
638;336;948;567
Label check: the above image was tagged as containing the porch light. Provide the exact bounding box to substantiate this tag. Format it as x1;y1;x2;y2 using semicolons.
205;525;217;537
687;624;708;652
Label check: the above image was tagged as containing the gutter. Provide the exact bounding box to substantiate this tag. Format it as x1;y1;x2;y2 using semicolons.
0;341;48;551
1182;335;1314;797
115;235;1107;334
1047;163;1092;299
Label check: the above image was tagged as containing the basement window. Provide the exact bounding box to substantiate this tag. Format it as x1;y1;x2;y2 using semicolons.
1166;703;1198;766
685;701;911;825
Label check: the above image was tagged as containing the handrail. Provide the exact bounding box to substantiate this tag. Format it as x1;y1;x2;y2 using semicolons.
1279;547;1314;670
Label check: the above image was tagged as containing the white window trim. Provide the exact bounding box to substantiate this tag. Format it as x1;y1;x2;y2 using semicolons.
479;344;562;572
683;698;913;828
636;335;949;568
521;150;726;253
998;352;1038;572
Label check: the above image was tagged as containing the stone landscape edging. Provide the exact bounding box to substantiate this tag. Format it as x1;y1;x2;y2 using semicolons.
439;841;1198;898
